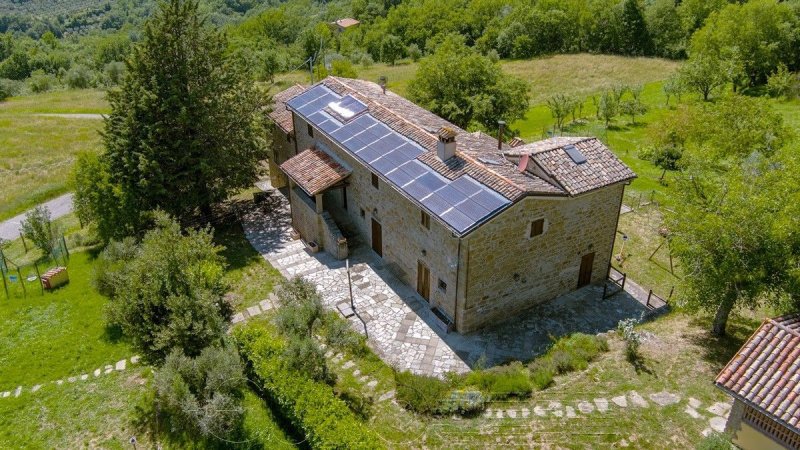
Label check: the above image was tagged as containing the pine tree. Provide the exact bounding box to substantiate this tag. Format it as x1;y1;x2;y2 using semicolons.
97;0;267;236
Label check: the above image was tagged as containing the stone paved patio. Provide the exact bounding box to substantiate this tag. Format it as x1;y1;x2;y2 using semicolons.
242;187;664;377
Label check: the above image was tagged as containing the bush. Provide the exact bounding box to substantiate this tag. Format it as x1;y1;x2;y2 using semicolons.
407;43;422;62
617;318;642;362
93;237;138;297
235;326;381;448
465;362;532;399
321;311;368;356
20;205;61;256
65;65;93;89
28;70;54;93
696;432;734;450
395;370;452;415
439;388;487;415
331;58;357;78
528;360;555;390
335;385;373;420
103;61;125;86
766;64;796;99
526;333;608;390
104;213;232;364
155;346;245;440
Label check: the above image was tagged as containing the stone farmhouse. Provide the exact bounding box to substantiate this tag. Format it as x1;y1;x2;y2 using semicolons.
715;313;800;450
267;77;635;333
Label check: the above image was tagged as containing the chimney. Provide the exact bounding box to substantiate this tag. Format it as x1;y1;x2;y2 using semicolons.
378;76;387;94
497;120;506;150
437;127;457;161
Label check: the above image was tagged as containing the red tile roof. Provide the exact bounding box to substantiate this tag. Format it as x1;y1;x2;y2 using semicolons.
332;18;360;28
715;313;800;434
268;84;306;133
279;147;351;196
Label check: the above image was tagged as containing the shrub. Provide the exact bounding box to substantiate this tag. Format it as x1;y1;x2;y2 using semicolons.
335;385;373;420
28;70;54;93
407;43;422;62
439;388;487;415
322;311;368;356
283;336;332;383
528;360;555;390
66;65;93;89
331;58;357;78
465;362;532;399
155;346;245;439
235;326;381;448
394;370;452;415
526;333;608;390
617;318;642;362
20;205;61;256
105;212;232;364
93;237;138;297
766;64;796;99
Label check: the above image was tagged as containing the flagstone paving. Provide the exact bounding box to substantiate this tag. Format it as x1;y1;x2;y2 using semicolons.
241;189;663;377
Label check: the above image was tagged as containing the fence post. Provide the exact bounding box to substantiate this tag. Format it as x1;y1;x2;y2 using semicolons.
667;286;674;303
1;270;7;299
621;273;627;291
17;267;26;297
34;262;43;295
646;289;652;308
62;235;70;261
20;232;28;253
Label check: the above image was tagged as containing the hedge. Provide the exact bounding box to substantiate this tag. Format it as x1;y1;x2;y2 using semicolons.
234;326;383;450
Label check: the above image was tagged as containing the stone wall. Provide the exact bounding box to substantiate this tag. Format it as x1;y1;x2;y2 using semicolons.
293;114;462;321
458;184;625;332
269;123;295;188
289;185;320;245
320;211;348;260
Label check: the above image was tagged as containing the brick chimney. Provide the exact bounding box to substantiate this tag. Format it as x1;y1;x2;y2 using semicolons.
437;127;457;161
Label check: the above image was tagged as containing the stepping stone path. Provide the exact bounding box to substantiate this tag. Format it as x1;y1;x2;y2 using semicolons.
709;416;727;433
688;397;702;409
378;390;395;402
649;391;680;406
685;406;702;419
578;401;594;414
0;355;141;401
612;395;628;408
629;391;648;408
594;398;609;413
565;406;577;418
707;402;730;417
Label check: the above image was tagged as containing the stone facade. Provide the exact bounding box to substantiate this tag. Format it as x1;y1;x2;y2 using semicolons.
459;185;624;332
280;111;627;334
269;124;294;188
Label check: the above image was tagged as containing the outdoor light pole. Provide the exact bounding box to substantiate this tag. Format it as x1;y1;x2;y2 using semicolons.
346;259;354;311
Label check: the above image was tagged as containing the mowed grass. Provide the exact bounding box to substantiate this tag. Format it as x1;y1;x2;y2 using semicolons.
0;89;109;221
0;251;131;389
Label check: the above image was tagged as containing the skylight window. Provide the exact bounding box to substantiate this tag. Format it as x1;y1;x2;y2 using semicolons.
564;144;587;164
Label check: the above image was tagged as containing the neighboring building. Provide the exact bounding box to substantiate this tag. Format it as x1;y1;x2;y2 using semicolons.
269;76;636;333
330;18;360;33
715;313;800;450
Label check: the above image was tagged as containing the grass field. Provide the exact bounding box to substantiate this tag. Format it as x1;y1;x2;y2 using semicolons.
0;89;109;221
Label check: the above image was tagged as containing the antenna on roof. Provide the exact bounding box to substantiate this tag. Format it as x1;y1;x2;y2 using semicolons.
379;76;387;94
497;120;506;150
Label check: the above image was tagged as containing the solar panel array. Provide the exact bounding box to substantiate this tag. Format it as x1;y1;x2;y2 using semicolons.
286;85;511;234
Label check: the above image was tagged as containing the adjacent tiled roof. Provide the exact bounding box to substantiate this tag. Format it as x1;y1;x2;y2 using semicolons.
279;147;351;196
516;137;637;196
715;313;800;434
268;84;306;133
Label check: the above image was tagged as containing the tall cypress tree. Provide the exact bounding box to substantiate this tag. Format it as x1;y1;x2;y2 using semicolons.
101;0;266;232
618;0;652;56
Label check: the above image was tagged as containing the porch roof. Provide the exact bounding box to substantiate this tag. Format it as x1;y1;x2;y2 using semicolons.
280;147;350;196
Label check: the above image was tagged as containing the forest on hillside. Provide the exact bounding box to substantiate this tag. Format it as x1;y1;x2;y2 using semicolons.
0;0;799;99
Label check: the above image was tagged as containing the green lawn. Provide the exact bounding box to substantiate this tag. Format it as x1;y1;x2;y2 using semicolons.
0;251;131;389
0;89;109;221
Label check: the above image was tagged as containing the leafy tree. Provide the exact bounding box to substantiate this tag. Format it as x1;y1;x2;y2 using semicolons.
28;69;54;93
407;43;422;62
645;0;686;59
619;85;647;125
546;93;578;132
21;206;60;256
0;51;31;80
380;33;405;65
65;65;93;88
331;58;357;78
408;34;528;130
662;74;684;107
667;95;796;335
86;0;267;239
155;346;245;439
679;53;726;101
104;212;232;363
618;0;651;56
597;90;619;128
102;61;125;86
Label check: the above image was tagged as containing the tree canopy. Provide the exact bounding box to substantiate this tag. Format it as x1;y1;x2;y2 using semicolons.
408;34;528;130
76;0;267;241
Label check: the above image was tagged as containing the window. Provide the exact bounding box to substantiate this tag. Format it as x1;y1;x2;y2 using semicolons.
530;218;544;238
371;173;379;188
360;208;366;219
307;124;314;137
438;279;447;292
286;132;293;143
421;210;430;229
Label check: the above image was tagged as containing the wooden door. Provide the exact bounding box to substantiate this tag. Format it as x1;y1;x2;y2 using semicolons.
578;252;595;288
371;218;383;257
417;261;430;302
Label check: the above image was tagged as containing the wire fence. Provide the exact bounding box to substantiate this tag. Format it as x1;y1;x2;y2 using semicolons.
0;235;70;299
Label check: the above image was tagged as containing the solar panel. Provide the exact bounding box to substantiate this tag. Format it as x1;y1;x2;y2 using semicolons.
357;146;383;164
441;208;474;233
564;144;587;164
326;94;368;121
421;193;453;215
416;172;447;192
471;188;508;212
396;143;425;159
456;199;491;221
449;176;482;196
404;179;433;200
371;155;397;176
397;160;428;179
385;166;415;187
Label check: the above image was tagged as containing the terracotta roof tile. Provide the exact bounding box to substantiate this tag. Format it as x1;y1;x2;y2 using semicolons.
715;313;800;434
268;84;306;133
279;147;350;196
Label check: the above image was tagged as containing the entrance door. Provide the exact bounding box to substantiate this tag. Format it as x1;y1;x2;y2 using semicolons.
578;252;595;288
417;261;431;301
371;218;383;257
